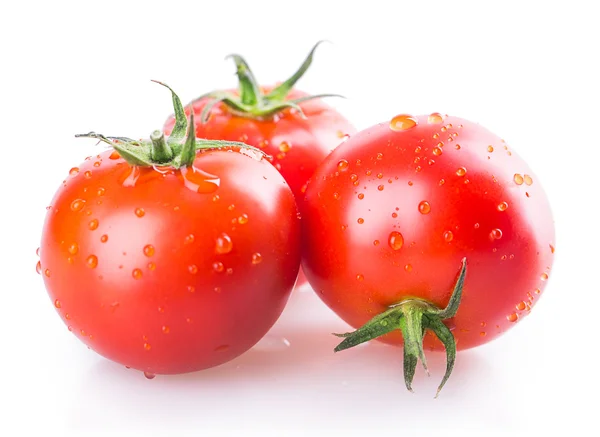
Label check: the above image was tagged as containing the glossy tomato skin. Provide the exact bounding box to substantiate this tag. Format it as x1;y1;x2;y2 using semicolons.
301;115;555;351
40;148;301;374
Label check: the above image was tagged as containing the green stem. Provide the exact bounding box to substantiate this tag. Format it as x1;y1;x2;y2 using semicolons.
225;54;261;106
333;258;468;397
150;130;173;163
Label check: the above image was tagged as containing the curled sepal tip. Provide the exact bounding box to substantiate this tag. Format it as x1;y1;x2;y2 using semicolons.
332;258;468;397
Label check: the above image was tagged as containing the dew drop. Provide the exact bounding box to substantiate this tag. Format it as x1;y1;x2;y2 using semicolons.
43;268;51;277
333;192;341;200
388;231;404;251
109;151;121;160
181;165;220;193
427;112;444;124
514;174;524;185
215;233;233;254
143;343;152;351
187;285;195;293
68;243;79;255
487;145;494;153
251;253;262;265
54;299;61;309
524;174;533;185
433;146;443;156
516;301;527;311
135;208;145;218
36;261;42;274
541;272;548;281
439;178;445;186
507;313;519;322
408;181;414;186
497;202;508;212
97;187;106;196
489;228;503;240
70;199;86;212
93;161;101;168
358;193;364;199
443;231;454;242
88;218;99;230
415;146;422;153
404;264;413;272
184;234;195;245
373;240;380;246
356;274;364;281
455;144;461;150
188;265;198;275
279;141;291;153
418;201;431;214
350;174;358;183
214;287;222;293
132;268;143;280
337;159;349;171
376;153;384;160
357;218;364;224
69;167;80;176
456;167;467;177
237;214;249;225
86;255;98;269
377;185;384;191
213;261;224;273
550;244;555;254
84;171;92;179
389;114;418;131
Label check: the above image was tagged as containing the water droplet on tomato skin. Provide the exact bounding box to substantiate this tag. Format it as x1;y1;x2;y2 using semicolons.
357;218;364;224
489;229;503;240
516;301;527;311
215;234;233;254
487;145;494;153
70;199;86;212
428;113;444;124
181;165;221;194
456;167;467;177
550;244;555;254
100;234;109;243
524;174;533;185
497;202;508;212
404;264;413;272
514;174;524;185
88;218;99;230
54;299;61;309
213;262;225;273
135;208;145;218
337;159;349;171
358;193;364;200
251;253;262;265
143;245;155;257
541;272;549;281
36;261;42;274
188;265;198;275
356;274;364;281
86;255;98;269
418;201;431;214
69;167;79;176
433;146;443;156
279;141;291;153
144;371;156;379
237;214;249;225
143;343;152;351
68;243;79;255
389;114;418;131
507;313;519;322
443;231;454;242
109;150;120;160
132;269;143;280
388;231;404;251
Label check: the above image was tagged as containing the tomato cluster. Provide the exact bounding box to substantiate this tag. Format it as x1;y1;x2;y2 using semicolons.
38;45;555;394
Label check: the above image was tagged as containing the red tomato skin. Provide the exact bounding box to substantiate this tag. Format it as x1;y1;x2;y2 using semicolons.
40;149;301;374
301;115;555;351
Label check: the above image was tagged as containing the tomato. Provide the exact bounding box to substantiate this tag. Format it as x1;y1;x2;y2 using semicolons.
163;43;356;286
301;113;555;394
38;85;301;376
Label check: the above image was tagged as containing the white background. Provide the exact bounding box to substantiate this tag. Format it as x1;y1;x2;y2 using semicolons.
1;0;598;435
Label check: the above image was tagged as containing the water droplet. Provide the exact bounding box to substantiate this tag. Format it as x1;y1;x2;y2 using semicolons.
373;240;380;246
88;218;99;230
226;267;233;275
214;286;222;293
213;261;224;273
513;174;524;185
357;218;364;224
443;231;454;242
84;171;92;179
54;299;61;309
487;145;494;153
388;231;404;250
489;228;503;240
69;167;79;176
36;261;42;274
540;272;548;281
132;268;143;279
507;313;519;322
516;301;527;311
333;192;341;200
188;265;198;275
418;201;431;214
350;174;358;183
143;245;155;257
358;193;364;199
415;166;422;172
238;214;249;224
404;264;413;272
337;159;349;171
109;151;120;160
143;343;152;351
433;147;443;156
376;153;384;160
184;234;195;245
356;274;364;281
501;255;507;260
524;174;533;185
497;202;508;212
86;255;98;269
414;157;421;164
389;114;418;131
147;262;156;271
93;161;101;168
212;194;220;203
43;268;51;277
215;233;233;254
391;212;398;218
534;288;541;294
251;253;262;264
162;326;170;334
96;187;106;196
181;165;220;193
68;243;79;255
70;199;86;212
427;112;444;124
377;185;384;191
415;146;422;153
550;244;555;254
278;141;291;153
454;144;461;150
133;208;145;218
456;167;467;177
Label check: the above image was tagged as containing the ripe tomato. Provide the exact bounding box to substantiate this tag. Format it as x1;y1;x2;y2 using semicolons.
163;43;356;286
38;85;301;376
301;113;555;394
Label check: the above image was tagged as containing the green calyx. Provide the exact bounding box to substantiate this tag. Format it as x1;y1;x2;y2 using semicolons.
76;81;263;168
334;258;468;397
196;41;343;123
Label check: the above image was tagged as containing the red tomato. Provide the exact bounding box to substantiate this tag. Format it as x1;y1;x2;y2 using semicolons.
163;43;356;286
301;113;555;393
38;87;301;376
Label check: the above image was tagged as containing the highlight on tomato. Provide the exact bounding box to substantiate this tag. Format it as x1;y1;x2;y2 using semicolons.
37;82;301;377
300;113;555;395
163;42;357;286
